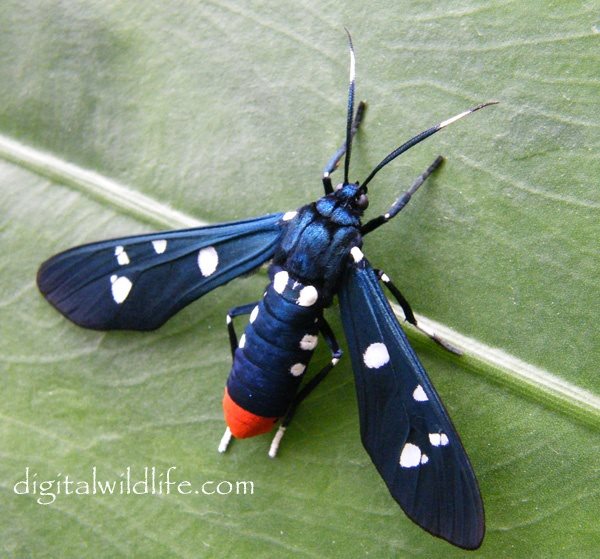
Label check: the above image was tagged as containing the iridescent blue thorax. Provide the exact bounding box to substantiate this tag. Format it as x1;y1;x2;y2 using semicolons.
272;183;367;305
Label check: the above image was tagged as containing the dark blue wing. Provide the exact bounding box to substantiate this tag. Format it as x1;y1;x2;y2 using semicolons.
38;213;285;331
338;251;484;550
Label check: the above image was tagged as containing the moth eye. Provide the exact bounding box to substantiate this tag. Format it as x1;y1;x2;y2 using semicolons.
356;193;369;210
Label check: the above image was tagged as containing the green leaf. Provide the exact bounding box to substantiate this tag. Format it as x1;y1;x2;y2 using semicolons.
1;2;598;558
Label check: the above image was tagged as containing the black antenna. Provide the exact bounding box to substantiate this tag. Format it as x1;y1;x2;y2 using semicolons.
361;101;498;189
343;28;356;185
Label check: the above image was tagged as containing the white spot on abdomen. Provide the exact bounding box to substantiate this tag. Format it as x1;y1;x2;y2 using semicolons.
152;239;167;254
299;334;318;351
413;385;429;402
238;334;246;349
110;275;132;304
297;285;318;307
198;246;218;277
114;246;130;265
429;433;449;447
273;271;289;294
249;306;259;323
399;443;422;468
290;363;306;376
350;246;364;263
363;342;390;369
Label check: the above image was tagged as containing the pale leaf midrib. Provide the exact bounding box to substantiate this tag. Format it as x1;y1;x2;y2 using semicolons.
0;134;204;230
2;133;598;428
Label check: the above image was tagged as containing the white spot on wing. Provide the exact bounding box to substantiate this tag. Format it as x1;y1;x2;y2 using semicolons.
429;433;450;447
152;239;167;254
114;246;130;266
273;271;289;294
299;334;318;351
110;275;132;304
290;363;306;376
413;385;429;402
249;306;259;323
282;211;297;221
350;246;364;263
363;343;390;369
297;285;318;307
198;246;218;277
399;443;422;468
420;454;429;464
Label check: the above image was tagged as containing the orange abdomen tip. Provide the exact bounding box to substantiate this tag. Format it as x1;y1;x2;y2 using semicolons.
222;387;278;438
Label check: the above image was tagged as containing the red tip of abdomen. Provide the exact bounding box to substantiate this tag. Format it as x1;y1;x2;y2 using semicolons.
222;388;278;438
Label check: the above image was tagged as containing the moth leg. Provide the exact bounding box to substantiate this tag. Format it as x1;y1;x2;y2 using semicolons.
375;269;462;355
226;302;259;358
322;101;367;194
268;317;343;458
217;427;233;454
218;302;261;453
361;155;444;235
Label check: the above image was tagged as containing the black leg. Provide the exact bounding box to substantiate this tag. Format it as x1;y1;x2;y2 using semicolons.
361;155;444;235
226;302;258;358
322;101;367;194
218;301;260;454
375;269;462;355
268;317;343;457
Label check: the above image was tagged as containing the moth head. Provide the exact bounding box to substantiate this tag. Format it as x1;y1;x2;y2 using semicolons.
334;182;369;213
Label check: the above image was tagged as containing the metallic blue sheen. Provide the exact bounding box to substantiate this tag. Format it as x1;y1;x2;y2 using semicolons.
37;213;284;330
36;115;485;550
225;196;361;418
227;271;320;417
339;255;484;550
275;203;361;304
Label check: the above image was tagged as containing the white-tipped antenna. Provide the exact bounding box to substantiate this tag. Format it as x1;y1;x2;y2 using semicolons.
438;101;497;129
361;101;499;189
217;427;232;453
343;28;357;185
